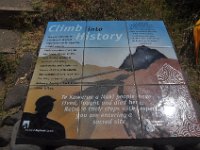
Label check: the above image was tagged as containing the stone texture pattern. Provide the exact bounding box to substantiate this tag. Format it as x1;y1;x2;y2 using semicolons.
3;84;28;110
0;0;33;11
0;29;20;53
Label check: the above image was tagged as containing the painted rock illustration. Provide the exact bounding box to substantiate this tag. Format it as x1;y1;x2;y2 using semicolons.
119;45;167;71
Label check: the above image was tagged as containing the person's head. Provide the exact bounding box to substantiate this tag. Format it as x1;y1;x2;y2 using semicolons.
35;96;56;115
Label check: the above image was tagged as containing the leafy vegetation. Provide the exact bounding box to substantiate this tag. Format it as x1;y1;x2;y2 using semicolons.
0;54;16;80
165;0;200;20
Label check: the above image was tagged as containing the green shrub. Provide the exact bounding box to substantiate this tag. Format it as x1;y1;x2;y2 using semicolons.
0;54;15;79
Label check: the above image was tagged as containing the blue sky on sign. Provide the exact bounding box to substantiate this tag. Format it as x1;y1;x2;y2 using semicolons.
40;21;86;48
39;21;177;64
85;21;129;47
126;21;173;47
84;47;130;68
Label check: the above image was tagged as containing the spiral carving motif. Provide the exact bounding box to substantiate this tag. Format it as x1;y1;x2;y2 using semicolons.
157;81;200;137
156;63;185;84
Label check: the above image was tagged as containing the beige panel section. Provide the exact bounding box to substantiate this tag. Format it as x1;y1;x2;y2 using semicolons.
30;55;82;86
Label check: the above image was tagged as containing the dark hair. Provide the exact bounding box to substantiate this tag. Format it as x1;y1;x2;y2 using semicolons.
35;96;56;112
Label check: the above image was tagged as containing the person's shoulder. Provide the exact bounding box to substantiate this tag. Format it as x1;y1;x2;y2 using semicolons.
23;112;35;116
22;112;36;119
47;118;65;129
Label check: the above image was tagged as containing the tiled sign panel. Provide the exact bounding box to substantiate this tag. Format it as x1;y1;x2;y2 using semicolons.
17;21;200;145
